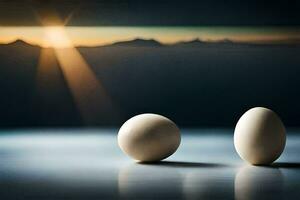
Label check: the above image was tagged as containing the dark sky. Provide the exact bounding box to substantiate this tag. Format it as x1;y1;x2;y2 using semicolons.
0;0;300;26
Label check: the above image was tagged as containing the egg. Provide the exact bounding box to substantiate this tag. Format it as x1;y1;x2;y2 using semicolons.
234;107;286;165
118;113;181;162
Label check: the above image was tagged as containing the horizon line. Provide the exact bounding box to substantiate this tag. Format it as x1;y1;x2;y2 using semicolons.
2;37;300;49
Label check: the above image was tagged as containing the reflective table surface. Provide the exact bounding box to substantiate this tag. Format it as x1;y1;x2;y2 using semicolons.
0;129;299;199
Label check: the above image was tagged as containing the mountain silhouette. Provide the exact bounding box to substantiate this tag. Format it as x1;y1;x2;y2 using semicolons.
1;39;40;48
173;38;252;48
1;38;299;49
108;38;163;47
173;38;207;47
217;39;235;44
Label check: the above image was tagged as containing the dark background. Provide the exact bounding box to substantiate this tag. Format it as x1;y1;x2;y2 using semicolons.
0;0;300;26
0;0;299;128
0;40;299;128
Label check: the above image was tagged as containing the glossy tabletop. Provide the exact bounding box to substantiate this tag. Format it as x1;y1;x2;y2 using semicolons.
0;129;299;200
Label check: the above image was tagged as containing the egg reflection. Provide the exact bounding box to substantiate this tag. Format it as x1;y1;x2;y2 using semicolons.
118;163;182;199
183;168;235;200
235;165;284;200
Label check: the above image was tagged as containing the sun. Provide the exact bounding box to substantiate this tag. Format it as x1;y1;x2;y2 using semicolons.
43;26;72;48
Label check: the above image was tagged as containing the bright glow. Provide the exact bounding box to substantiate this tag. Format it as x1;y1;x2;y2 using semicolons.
54;47;117;124
36;25;118;124
0;26;300;47
43;26;73;48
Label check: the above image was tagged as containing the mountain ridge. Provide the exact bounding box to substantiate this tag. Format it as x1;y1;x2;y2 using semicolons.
2;39;40;48
1;38;299;49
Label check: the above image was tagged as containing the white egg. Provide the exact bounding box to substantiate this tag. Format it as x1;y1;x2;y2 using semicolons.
118;113;181;162
234;107;286;165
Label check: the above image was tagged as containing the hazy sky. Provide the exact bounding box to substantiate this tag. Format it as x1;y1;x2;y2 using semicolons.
1;1;299;48
0;26;300;47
